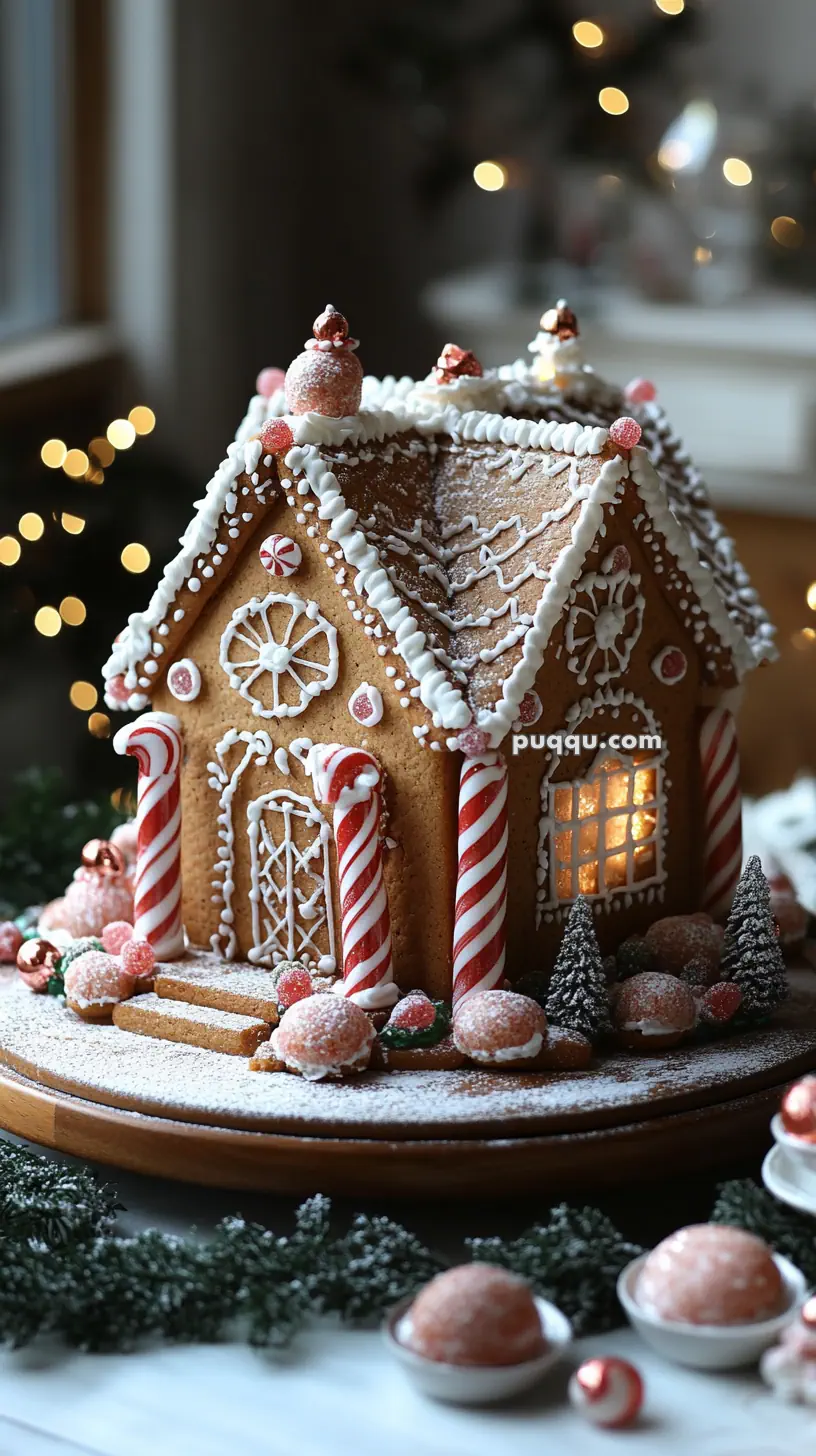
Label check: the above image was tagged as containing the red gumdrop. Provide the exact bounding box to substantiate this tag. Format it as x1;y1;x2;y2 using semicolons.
120;937;156;979
624;377;657;405
102;920;134;955
107;675;131;704
256;366;286;397
0;922;23;964
701;981;742;1026
260;418;294;454
609;417;642;450
389;992;437;1031
276;964;314;1009
458;726;491;758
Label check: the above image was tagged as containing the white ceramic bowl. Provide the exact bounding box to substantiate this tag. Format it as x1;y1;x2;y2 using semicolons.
383;1293;572;1404
617;1252;807;1371
771;1112;816;1173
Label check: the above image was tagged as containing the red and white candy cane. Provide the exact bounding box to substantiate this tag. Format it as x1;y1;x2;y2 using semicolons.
699;706;742;920
311;744;398;1009
113;712;184;960
452;752;509;1009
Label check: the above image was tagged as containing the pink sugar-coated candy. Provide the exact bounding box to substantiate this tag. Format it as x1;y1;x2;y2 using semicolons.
613;972;696;1034
458;726;491;758
516;691;543;727
255;366;286;397
389;992;437;1031
645;914;722;978
285;348;363;418
0;921;23;964
453;989;545;1062
102;920;134;955
260;418;294;454
107;674;131;704
623;377;657;405
700;981;742;1026
275;964;313;1009
636;1225;785;1326
609;416;642;449
62;869;134;938
110;820;138;863
271;994;375;1079
120;937;156;979
64;950;126;1020
403;1265;546;1367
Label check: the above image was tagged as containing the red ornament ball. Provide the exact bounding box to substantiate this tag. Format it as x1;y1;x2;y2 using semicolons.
259;418;295;455
781;1076;816;1140
275;964;314;1010
101;921;135;955
255;366;286;397
636;1225;785;1326
120;937;156;980
700;981;742;1026
453;989;545;1065
16;938;62;994
624;377;657;405
0;921;23;964
401;1265;547;1367
457;726;492;758
389;991;437;1032
81;839;126;876
568;1357;644;1429
270;994;375;1079
609;416;643;450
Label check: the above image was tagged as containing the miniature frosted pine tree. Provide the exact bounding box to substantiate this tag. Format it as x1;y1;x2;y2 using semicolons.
720;856;788;1022
545;895;611;1042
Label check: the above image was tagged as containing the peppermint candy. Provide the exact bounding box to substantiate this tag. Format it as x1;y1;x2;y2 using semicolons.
259;535;302;577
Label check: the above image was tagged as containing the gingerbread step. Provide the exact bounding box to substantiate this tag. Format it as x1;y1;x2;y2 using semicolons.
154;966;280;1025
113;993;270;1056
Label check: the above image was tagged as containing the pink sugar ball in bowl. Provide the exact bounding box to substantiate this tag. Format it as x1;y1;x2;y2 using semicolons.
400;1265;547;1367
636;1225;786;1327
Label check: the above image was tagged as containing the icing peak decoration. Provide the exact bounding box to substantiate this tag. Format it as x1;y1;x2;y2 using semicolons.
528;298;584;386
284;306;363;418
609;417;642;450
258;534;302;578
113;712;184;960
311;744;398;1009
348;682;384;727
434;343;483;385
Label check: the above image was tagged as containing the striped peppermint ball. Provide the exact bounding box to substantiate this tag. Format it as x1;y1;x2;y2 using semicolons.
259;535;302;577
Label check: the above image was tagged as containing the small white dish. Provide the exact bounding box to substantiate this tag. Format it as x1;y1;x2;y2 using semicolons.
617;1252;807;1371
383;1294;572;1404
763;1142;816;1217
771;1112;816;1174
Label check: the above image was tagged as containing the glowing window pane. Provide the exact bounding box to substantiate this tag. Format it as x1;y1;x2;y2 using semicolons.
579;821;598;855
578;861;599;894
605;771;630;808
605;852;628;889
605;814;629;850
578;782;600;818
555;829;573;863
554;786;573;822
557;865;573;901
634;844;657;881
632;811;656;843
634;768;656;804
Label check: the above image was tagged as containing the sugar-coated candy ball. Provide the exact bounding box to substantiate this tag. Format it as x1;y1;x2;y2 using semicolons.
270;994;375;1080
259;418;294;454
624;377;657;405
107;674;132;704
457;726;492;758
64;950;129;1022
120;937;156;980
39;897;69;933
700;981;742;1026
16;938;62;994
0;921;23;964
275;964;313;1010
609;416;642;450
645;914;722;979
255;366;286;398
285;349;362;418
612;972;696;1049
101;920;134;955
453;989;545;1065
781;1076;816;1140
62;868;134;938
636;1225;786;1326
568;1357;644;1428
401;1265;546;1367
110;820;138;863
389;991;437;1032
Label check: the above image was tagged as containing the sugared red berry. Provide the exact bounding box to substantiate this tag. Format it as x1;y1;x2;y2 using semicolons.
260;418;294;454
276;964;314;1009
0;921;24;964
256;366;286;397
389;992;437;1031
609;416;642;450
700;981;743;1026
102;920;134;955
120;937;156;979
623;377;657;405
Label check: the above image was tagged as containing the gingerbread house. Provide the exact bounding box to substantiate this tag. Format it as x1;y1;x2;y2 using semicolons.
102;306;775;1010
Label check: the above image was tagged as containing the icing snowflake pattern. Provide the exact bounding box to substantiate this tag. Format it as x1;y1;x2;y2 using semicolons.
566;555;644;686
219;591;338;719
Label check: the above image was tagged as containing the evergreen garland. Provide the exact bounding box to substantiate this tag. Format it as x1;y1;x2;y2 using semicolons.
720;856;788;1023
711;1178;816;1284
545;895;611;1041
0;769;126;919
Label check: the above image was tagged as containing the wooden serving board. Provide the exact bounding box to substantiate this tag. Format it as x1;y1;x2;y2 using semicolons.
0;964;814;1195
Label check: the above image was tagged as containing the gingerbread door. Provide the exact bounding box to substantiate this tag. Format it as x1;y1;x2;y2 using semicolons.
246;789;336;971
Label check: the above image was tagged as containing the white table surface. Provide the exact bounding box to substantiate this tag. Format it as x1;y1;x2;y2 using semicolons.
0;1134;813;1456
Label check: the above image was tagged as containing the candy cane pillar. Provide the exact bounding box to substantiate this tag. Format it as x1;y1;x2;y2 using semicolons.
699;706;742;921
113;712;184;959
452;752;509;1009
311;745;398;1009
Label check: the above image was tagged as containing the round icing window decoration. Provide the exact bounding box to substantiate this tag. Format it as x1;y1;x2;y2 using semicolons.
259;534;302;577
167;658;201;702
348;682;383;726
220;591;338;719
566;563;644;687
512;689;543;731
651;646;687;685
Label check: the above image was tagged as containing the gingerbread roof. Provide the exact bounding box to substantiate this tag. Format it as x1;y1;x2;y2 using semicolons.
103;384;765;746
